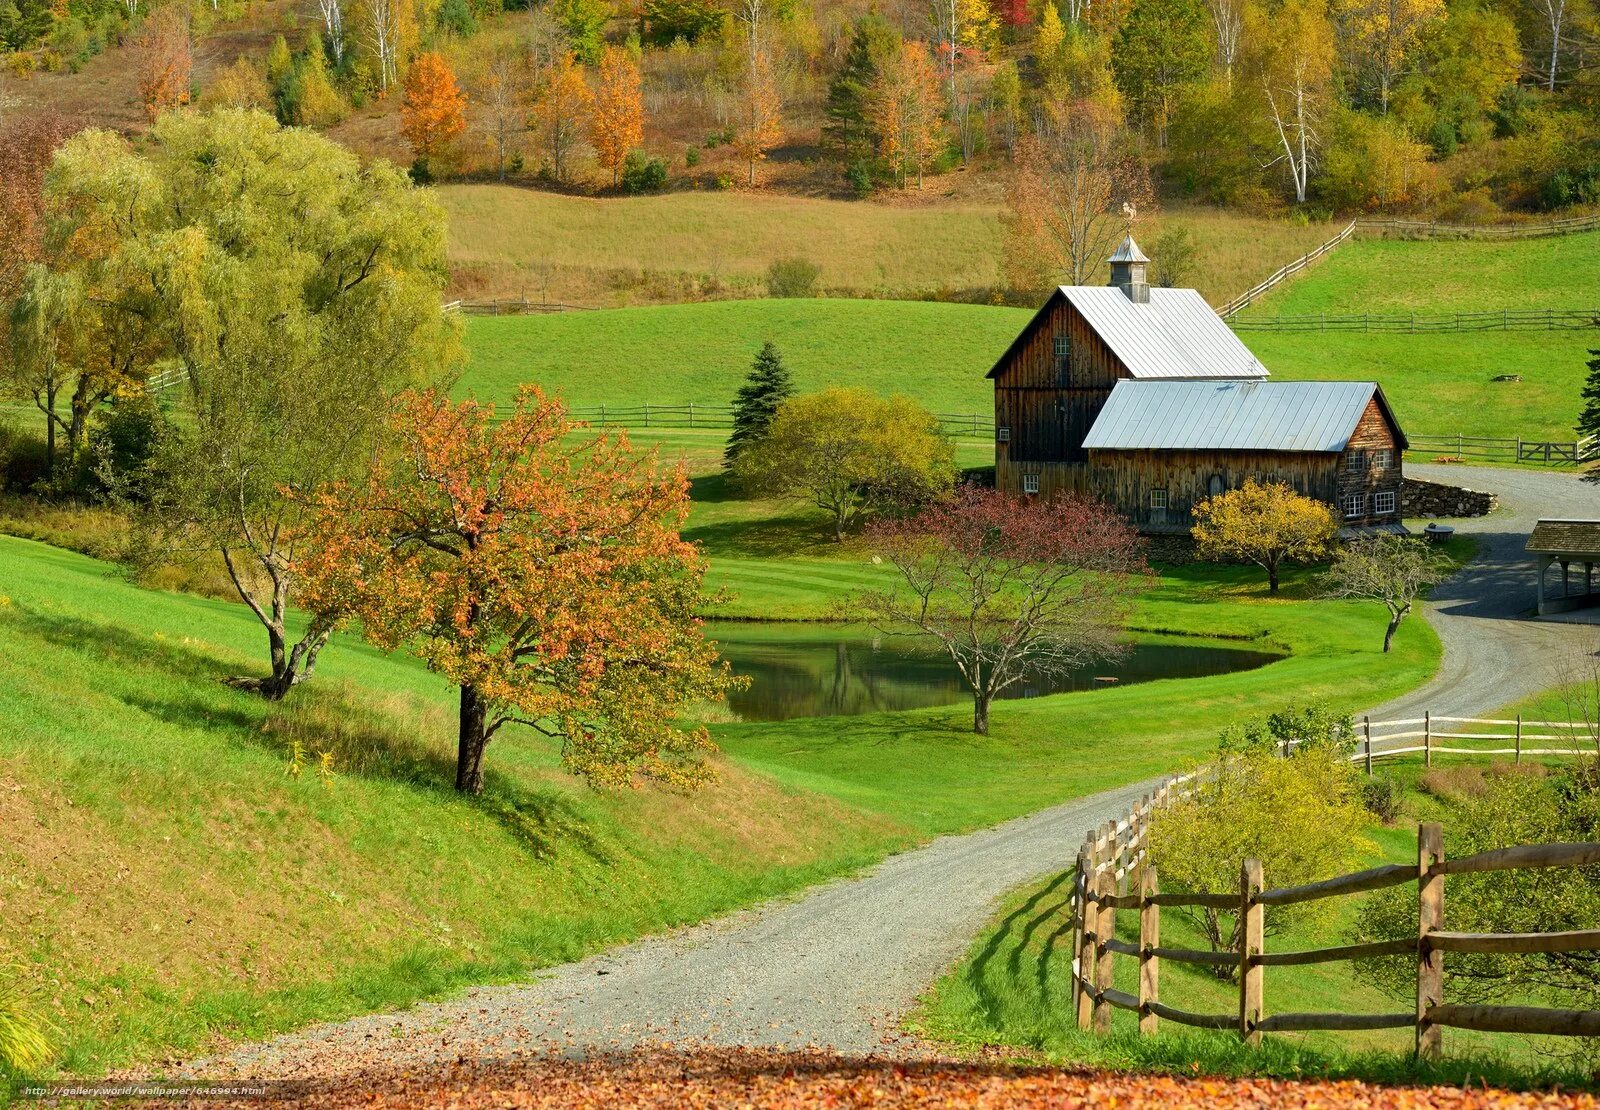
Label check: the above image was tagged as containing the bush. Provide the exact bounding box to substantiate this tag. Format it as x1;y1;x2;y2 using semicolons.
1361;775;1403;825
845;159;874;198
1353;764;1600;1066
1428;119;1458;159
1148;743;1373;957
409;156;433;185
0;423;49;494
684;145;700;168
766;256;821;298
620;150;668;194
436;0;477;35
83;393;169;502
1218;701;1356;757
714;171;734;190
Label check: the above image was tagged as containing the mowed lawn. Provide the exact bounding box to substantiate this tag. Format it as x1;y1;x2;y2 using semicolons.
1240;231;1600;443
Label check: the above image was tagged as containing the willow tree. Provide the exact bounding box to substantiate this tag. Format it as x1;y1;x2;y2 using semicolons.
43;109;460;698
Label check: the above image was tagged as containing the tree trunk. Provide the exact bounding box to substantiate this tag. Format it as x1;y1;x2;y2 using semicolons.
457;683;489;794
973;690;991;735
1267;560;1280;593
1382;615;1401;653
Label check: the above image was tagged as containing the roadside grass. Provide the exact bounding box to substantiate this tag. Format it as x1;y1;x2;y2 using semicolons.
0;535;912;1077
439;185;1338;307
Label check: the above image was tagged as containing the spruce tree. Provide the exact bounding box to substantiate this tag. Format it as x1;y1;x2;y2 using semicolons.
822;15;901;163
724;341;795;465
1580;347;1600;441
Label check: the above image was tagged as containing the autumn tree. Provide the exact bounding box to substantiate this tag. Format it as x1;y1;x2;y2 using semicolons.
299;388;735;795
1247;0;1334;203
823;14;901;164
868;41;944;188
734;49;783;185
531;51;592;184
857;485;1147;734
355;0;415;94
402;51;468;173
476;46;528;181
732;387;956;541
44;111;458;697
1112;0;1210;145
1191;478;1338;593
724;340;794;465
1324;534;1453;652
590;44;644;187
1206;0;1247;82
203;57;273;110
0;112;76;309
1335;0;1444;111
135;5;192;121
1001;102;1152;290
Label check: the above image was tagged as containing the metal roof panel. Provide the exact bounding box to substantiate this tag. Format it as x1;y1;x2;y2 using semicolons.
1081;380;1382;452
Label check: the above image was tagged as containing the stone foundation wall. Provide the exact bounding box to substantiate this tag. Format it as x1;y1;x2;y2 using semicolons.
1400;476;1497;518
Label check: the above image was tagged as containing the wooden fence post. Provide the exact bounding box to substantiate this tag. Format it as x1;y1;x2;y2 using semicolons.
1076;835;1098;1031
643;402;651;428
1417;822;1445;1062
1093;870;1115;1034
1516;715;1522;765
1425;711;1432;769
1070;842;1089;1024
1240;859;1264;1046
1365;715;1373;774
1139;865;1159;1037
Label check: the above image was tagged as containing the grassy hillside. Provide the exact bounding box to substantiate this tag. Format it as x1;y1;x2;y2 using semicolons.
1241;232;1600;443
0;536;910;1075
441;185;1339;307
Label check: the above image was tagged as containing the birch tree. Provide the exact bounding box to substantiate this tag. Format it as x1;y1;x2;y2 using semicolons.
319;0;346;65
1250;0;1333;203
1207;0;1246;81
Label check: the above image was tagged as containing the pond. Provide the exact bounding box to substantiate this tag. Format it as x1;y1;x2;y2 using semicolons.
707;623;1284;722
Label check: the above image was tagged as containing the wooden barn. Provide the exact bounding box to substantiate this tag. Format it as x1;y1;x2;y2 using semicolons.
989;235;1408;534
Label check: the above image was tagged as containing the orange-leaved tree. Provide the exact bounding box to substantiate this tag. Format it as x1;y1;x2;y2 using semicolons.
868;41;944;189
590;44;643;186
401;51;468;168
733;49;782;185
299;387;737;795
136;5;192;121
531;51;592;184
1191;478;1338;593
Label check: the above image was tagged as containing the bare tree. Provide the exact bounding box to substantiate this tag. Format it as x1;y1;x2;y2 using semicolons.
478;47;526;180
1207;0;1244;81
1528;0;1569;90
856;485;1148;734
360;0;402;93
736;0;769;68
1001;103;1152;289
1252;0;1333;204
1323;534;1454;653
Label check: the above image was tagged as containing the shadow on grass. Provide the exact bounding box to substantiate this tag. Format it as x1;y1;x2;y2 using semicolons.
9;607;612;865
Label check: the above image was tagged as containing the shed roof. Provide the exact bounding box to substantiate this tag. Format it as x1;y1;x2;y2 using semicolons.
985;287;1270;381
1082;379;1404;452
1527;520;1600;556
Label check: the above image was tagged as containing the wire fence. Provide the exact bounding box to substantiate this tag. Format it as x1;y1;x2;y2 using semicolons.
563;402;998;440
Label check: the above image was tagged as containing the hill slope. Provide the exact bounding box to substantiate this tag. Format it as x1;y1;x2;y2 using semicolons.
0;536;907;1075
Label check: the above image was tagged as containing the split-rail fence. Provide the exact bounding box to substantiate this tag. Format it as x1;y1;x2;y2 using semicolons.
1070;715;1600;1058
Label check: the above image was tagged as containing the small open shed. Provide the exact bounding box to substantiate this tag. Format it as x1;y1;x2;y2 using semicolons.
1527;520;1600;616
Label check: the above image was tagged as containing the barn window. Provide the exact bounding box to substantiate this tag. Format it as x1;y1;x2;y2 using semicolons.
1372;448;1392;470
997;426;1011;442
1149;488;1169;509
1374;490;1396;515
1022;473;1040;494
1206;474;1225;497
1343;493;1366;519
1053;336;1072;382
1347;448;1368;471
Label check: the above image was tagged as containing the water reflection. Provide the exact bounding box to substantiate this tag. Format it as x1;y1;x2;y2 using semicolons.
708;623;1282;722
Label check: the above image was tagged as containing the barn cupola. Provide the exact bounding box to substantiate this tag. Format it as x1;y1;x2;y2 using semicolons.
1108;234;1151;304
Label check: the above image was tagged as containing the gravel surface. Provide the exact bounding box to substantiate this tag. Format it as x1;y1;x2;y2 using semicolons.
1369;464;1600;721
176;465;1600;1084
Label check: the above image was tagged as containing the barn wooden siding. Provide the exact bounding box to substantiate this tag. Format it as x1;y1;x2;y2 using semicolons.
1082;450;1342;533
1334;397;1405;520
993;295;1124;485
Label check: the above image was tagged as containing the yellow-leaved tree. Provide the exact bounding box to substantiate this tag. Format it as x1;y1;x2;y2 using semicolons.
590;44;644;187
1190;478;1338;593
1335;0;1444;112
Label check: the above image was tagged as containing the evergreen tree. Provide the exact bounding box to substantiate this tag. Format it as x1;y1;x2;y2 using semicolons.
823;15;901;164
1580;346;1600;440
724;341;795;465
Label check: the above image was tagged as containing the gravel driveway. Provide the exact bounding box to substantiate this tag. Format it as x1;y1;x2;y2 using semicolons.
180;465;1600;1082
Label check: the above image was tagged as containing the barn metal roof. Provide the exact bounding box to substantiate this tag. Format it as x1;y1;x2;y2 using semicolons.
1060;287;1269;380
1527;520;1600;556
1082;380;1392;452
